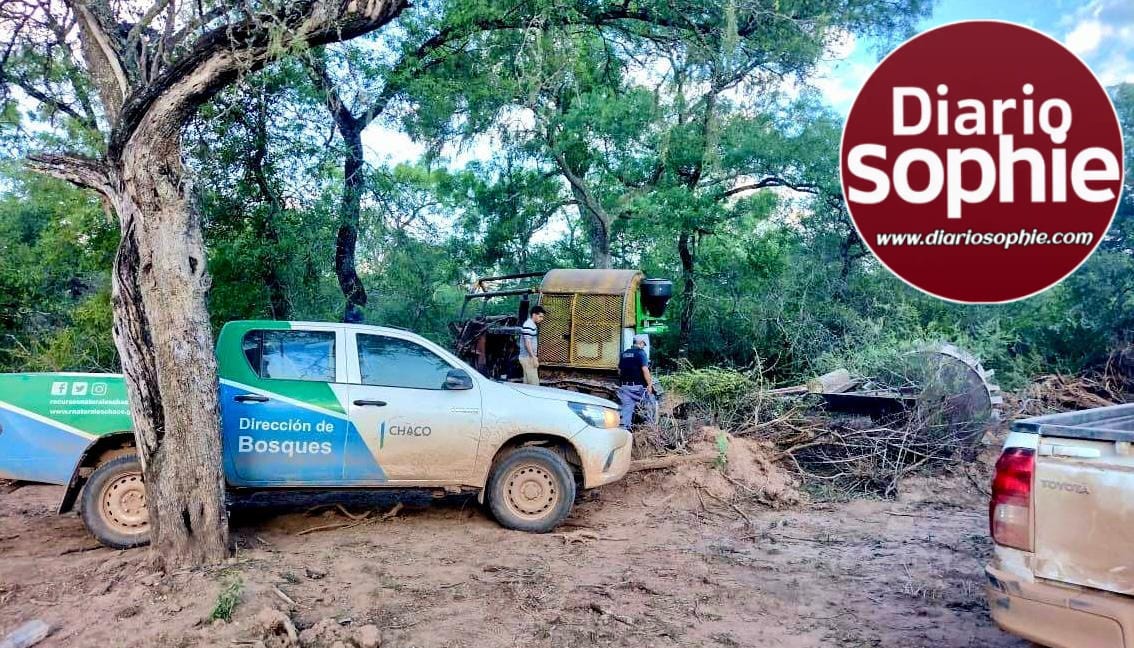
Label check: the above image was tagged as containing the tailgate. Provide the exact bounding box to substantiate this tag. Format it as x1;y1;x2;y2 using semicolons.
1033;434;1134;595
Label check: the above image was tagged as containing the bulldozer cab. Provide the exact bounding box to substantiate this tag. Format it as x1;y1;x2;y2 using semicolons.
450;269;672;395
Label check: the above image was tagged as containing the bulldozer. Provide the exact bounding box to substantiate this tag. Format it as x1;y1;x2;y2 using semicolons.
450;269;674;398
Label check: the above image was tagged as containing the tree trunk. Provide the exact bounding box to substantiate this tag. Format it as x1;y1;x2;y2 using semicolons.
20;152;222;569
677;231;697;358
569;186;612;269
262;217;291;320
336;124;368;322
248;100;291;319
25;0;408;570
588;223;613;269
116;117;229;568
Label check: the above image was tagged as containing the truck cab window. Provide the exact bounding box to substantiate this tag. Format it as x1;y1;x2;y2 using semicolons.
243;330;336;382
357;334;452;390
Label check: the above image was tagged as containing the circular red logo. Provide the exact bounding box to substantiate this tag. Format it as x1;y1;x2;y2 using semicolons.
841;21;1124;303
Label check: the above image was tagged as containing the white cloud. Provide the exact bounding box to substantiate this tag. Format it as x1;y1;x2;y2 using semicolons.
1060;0;1133;87
1065;19;1108;57
360;125;424;166
808;30;872;114
811;61;874;113
1093;52;1134;85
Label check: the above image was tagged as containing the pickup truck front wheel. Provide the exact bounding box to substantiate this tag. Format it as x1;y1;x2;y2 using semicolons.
81;455;150;549
487;447;576;533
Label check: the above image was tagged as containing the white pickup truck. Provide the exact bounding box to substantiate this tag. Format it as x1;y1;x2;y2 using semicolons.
0;320;633;549
987;404;1134;647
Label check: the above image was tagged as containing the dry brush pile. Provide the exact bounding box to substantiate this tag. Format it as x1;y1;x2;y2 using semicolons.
648;358;1116;500
653;396;987;499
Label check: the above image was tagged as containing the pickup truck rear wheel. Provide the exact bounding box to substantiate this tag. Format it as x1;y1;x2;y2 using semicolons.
487;446;576;533
81;454;150;549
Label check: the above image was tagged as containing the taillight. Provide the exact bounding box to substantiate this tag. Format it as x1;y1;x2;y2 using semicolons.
990;447;1035;551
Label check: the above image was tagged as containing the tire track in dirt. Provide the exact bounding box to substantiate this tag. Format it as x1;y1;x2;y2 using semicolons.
0;469;1028;647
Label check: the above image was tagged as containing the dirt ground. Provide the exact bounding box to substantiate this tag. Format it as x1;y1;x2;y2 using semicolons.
0;444;1028;648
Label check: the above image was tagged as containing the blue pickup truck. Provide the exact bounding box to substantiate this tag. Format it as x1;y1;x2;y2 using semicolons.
0;320;633;548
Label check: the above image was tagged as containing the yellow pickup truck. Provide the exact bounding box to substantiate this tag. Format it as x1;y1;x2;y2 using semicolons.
987;404;1134;647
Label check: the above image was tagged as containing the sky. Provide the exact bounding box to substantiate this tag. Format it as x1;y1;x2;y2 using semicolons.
813;0;1134;114
361;0;1134;168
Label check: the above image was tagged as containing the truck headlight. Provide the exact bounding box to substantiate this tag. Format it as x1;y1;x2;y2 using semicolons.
568;402;620;429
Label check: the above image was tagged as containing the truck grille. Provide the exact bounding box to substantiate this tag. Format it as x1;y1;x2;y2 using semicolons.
539;294;572;364
538;293;623;369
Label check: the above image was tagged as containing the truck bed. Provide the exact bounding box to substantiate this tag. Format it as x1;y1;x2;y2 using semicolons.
1013;403;1134;440
1015;402;1134;598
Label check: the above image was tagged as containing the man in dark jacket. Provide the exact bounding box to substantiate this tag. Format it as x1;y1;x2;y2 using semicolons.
616;334;656;428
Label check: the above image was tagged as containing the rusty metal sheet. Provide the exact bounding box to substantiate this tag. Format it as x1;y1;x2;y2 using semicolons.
540;270;641;296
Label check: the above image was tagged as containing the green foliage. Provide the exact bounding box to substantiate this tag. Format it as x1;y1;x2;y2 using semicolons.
0;2;1129;399
210;572;244;622
713;430;730;470
0;168;116;372
661;366;759;412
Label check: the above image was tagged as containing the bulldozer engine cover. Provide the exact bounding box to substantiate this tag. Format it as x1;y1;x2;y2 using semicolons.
539;293;623;369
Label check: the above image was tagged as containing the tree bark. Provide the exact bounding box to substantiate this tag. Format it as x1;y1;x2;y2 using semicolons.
117;108;229;565
26;0;409;570
551;144;614;270
336;123;368;322
570;185;613;269
306;53;369;322
677;231;697;358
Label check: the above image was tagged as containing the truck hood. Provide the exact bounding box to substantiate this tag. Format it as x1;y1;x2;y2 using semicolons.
505;383;618;409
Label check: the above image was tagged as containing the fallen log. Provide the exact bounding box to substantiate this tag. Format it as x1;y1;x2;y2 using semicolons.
807;369;858;394
628;451;717;473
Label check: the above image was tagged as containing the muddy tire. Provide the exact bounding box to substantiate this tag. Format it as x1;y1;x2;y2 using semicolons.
487;446;576;533
81;454;150;549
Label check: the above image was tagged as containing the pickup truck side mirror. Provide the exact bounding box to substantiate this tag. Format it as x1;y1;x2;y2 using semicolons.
443;368;474;390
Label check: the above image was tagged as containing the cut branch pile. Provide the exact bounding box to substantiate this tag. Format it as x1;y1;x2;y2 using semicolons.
653;366;992;498
1013;374;1119;417
732;402;981;497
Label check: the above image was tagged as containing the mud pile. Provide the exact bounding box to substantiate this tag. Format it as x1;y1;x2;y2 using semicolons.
652;426;804;510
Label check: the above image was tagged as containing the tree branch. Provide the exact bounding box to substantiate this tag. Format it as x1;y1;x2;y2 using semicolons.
719;177;818;200
109;0;409;158
0;71;99;131
26;152;112;195
127;0;175;53
304;49;359;134
546;129;611;230
72;0;132;112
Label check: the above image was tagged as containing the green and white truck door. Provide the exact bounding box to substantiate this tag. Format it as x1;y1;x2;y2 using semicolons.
219;323;372;485
345;330;482;483
0;373;131;484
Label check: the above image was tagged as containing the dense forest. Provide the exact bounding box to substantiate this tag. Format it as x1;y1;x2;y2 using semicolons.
2;1;1131;394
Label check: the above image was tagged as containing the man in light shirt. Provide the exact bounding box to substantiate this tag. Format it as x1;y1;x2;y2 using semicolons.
518;305;547;385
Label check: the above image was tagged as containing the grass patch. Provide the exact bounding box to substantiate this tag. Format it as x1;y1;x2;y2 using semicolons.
713;431;729;469
210;571;243;622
